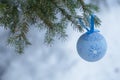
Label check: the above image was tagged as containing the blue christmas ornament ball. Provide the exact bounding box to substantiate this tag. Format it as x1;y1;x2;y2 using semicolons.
77;32;107;62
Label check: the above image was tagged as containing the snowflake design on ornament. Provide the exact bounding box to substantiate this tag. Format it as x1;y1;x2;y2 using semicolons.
88;44;102;58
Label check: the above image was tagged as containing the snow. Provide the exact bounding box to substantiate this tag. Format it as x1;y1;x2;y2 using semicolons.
0;1;120;80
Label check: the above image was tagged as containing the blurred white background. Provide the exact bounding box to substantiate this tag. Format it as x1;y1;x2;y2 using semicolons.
0;0;120;80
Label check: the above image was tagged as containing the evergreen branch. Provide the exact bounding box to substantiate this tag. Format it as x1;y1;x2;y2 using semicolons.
0;0;101;53
51;0;83;31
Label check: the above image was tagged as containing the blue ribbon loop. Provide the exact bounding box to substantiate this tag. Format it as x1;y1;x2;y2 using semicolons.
79;14;99;34
78;18;89;32
90;14;94;33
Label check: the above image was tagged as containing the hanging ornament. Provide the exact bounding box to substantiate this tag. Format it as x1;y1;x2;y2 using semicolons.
77;14;107;62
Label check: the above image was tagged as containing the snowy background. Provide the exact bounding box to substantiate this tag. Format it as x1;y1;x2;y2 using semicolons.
0;0;120;80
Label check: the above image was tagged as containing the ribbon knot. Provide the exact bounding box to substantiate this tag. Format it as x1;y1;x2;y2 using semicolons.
78;14;99;34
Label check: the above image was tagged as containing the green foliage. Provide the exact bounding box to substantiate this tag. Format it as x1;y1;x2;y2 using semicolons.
0;0;101;53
